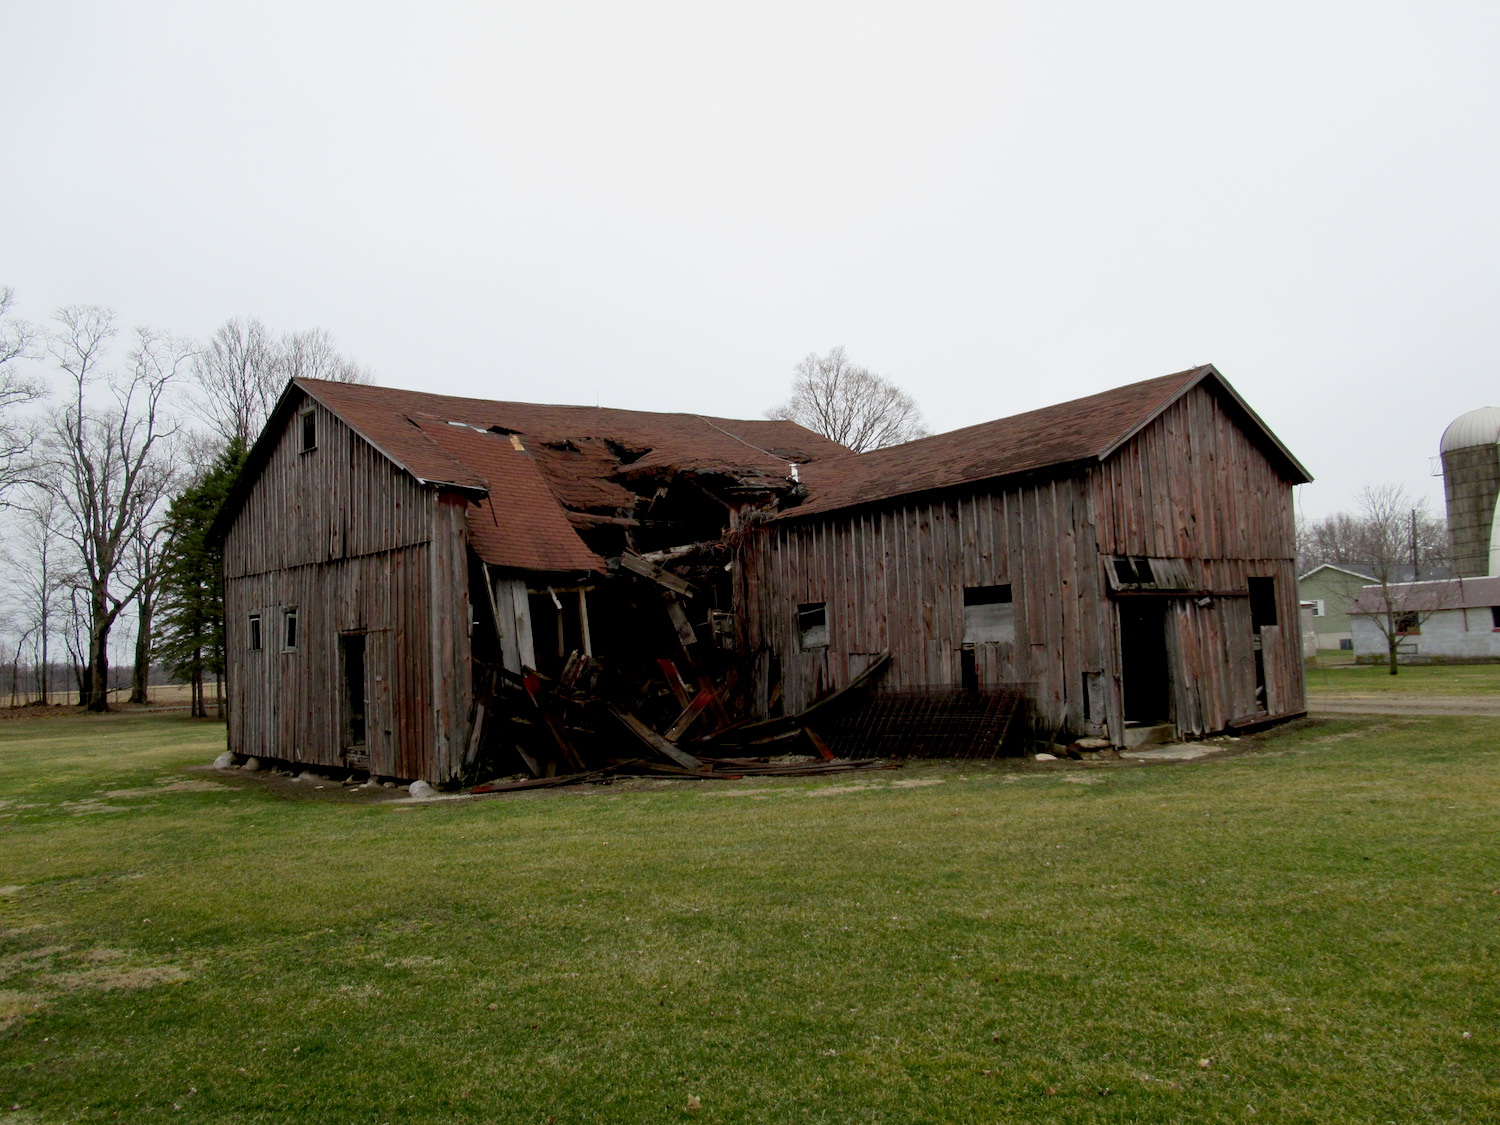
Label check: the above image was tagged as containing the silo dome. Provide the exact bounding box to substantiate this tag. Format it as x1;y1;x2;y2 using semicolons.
1440;406;1500;453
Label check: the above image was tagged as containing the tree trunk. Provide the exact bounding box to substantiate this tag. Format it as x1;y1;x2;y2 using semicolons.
87;616;112;711
190;644;204;718
1387;638;1400;676
129;598;153;704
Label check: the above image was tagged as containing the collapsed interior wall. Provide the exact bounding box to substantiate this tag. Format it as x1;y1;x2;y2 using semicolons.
462;430;812;779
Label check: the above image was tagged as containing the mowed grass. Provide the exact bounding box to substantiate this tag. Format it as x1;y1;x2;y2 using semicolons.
1305;659;1500;696
0;713;1496;1124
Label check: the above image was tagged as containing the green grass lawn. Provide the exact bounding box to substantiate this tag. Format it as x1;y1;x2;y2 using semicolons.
1;712;1496;1124
1305;659;1500;696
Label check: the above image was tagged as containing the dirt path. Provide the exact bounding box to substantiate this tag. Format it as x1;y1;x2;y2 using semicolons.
1307;694;1500;717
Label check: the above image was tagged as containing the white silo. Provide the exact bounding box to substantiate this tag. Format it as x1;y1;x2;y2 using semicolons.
1440;406;1500;577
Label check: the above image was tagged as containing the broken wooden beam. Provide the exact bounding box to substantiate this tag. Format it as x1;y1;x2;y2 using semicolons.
614;552;697;597
608;706;707;771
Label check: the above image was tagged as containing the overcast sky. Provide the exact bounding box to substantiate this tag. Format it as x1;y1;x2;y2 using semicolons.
5;0;1498;519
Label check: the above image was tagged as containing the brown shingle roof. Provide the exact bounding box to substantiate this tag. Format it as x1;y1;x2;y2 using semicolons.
780;365;1309;520
282;379;849;572
406;419;605;572
299;379;844;481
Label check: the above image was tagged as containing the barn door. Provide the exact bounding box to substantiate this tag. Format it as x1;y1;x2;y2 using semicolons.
362;629;396;776
1118;600;1172;724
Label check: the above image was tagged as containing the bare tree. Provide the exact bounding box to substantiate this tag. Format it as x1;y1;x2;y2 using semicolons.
42;308;188;710
1298;505;1446;575
192;317;373;448
279;327;375;385
0;286;46;501
191;317;278;449
767;346;929;452
124;453;180;704
1346;484;1460;675
5;487;68;704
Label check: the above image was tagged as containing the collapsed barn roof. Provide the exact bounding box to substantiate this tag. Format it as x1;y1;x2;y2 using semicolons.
214;378;851;572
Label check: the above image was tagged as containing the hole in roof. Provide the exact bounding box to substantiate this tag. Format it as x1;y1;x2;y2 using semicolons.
487;425;519;436
604;440;650;465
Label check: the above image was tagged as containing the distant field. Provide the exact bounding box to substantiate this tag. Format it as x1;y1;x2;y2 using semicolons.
1;682;201;710
1305;660;1500;696
0;710;1495;1123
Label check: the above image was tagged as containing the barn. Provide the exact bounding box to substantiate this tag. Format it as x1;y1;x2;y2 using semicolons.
214;378;846;782
740;364;1311;747
216;363;1309;782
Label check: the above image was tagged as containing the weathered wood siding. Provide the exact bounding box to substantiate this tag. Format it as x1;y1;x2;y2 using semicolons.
742;383;1303;743
223;396;474;781
1093;384;1303;733
742;474;1104;725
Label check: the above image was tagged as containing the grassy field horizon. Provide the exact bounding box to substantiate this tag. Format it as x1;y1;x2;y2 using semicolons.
1;709;1495;1123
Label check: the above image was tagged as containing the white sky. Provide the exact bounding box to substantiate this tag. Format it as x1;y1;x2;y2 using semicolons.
5;0;1498;519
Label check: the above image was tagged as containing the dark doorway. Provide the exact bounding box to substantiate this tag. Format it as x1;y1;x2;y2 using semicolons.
1118;600;1171;723
1248;576;1277;711
341;633;367;749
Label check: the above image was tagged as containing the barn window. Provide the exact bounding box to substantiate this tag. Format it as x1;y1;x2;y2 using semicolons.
1248;577;1278;632
283;607;299;651
963;584;1015;644
1113;557;1155;585
1309;599;1326;617
797;602;828;650
300;408;317;452
1395;612;1420;635
1490;606;1500;630
248;614;262;651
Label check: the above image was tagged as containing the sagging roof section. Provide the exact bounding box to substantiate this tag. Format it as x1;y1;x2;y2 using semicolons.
215;377;850;570
778;365;1311;521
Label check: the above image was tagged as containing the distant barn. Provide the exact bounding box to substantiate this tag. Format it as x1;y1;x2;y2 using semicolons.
214;364;1309;781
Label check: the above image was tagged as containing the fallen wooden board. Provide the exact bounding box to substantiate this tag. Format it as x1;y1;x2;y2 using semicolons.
609;706;706;770
699;651;893;743
470;765;623;794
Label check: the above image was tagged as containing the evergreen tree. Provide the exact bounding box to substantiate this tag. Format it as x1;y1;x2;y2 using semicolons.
155;438;246;717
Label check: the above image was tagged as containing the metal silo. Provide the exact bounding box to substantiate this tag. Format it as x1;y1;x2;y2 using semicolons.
1440;406;1500;577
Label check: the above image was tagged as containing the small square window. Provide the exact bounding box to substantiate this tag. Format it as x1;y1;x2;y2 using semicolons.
248;614;262;651
1490;606;1500;630
963;584;1015;644
283;607;299;651
797;602;828;650
1395;612;1420;635
1309;600;1326;617
300;409;317;452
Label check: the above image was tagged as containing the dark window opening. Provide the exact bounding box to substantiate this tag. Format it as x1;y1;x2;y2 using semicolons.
797;602;828;650
248;614;262;651
1490;606;1500;629
1248;577;1278;632
963;584;1015;644
283;607;299;651
1113;557;1156;585
300;409;317;452
960;646;978;692
341;633;367;747
1395;612;1420;635
963;584;1012;607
